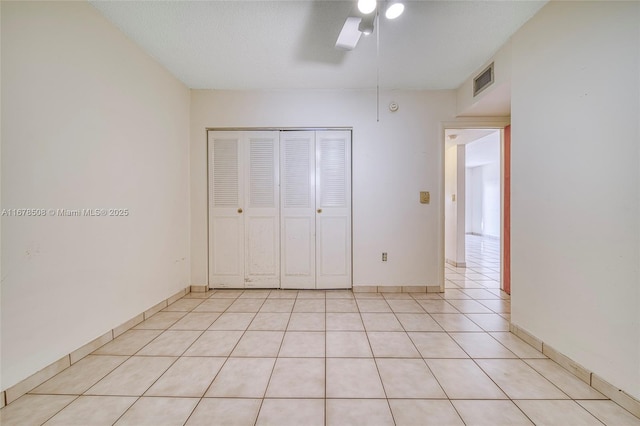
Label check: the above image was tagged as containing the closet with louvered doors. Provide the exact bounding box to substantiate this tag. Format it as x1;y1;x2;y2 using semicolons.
280;130;351;289
208;131;280;288
208;129;351;289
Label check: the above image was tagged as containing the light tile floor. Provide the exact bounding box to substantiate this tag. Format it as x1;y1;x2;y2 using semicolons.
2;235;639;425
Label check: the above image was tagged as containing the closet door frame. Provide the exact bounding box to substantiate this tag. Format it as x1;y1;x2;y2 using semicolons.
207;128;353;290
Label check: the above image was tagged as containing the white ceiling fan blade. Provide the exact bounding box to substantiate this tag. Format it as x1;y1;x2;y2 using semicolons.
335;16;362;50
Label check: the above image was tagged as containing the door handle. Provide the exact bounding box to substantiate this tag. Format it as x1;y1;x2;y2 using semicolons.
317;209;322;214
238;208;243;213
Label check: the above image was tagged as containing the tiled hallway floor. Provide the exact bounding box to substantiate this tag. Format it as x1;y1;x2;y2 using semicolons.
2;237;639;425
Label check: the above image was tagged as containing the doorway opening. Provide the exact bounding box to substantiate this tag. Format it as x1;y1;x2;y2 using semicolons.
443;127;509;295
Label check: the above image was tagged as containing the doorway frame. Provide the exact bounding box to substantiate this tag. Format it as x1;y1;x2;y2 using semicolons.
439;119;510;293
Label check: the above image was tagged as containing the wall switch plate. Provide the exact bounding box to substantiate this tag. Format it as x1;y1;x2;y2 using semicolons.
420;191;430;204
452;194;456;202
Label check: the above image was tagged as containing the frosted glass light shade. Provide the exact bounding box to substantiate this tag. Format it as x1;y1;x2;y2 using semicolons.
358;0;377;15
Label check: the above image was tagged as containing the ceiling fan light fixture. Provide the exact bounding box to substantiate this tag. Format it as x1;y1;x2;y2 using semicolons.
385;1;404;19
357;0;376;15
358;14;375;35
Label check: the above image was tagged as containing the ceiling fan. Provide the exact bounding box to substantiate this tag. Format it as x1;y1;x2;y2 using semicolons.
335;0;405;50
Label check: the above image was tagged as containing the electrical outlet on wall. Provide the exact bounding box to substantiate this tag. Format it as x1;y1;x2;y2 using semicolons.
382;252;388;262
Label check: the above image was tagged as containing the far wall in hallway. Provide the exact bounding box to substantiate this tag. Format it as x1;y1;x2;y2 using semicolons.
465;131;501;239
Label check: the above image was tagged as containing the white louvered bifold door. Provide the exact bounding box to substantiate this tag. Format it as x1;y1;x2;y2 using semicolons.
315;130;352;289
208;131;245;288
244;131;280;288
280;131;316;289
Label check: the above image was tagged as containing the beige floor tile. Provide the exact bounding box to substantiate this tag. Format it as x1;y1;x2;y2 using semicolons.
476;359;568;399
43;396;136;426
446;299;494;314
182;330;243;356
93;330;163;355
367;332;421;358
326;313;364;331
430;314;483;331
386;299;425;313
465;313;510;331
136;330;201;356
450;332;517;358
325;290;355;299
205;358;275;397
0;395;76;426
326;358;385;398
192;298;234;312
239;290;272;298
410;293;443;300
326;399;394;426
425;359;507;399
326;331;373;357
356;299;392;312
259;299;295;313
477;299;511;313
395;313;443;331
418;300;460;314
267;290;298;299
287;313;325;331
489;332;546;358
409;332;469;358
162;298;204;312
526;359;607;400
114;397;198;426
577;400;640;425
326;298;359;312
85;356;176;396
185;398;261;426
376;359;446;398
452;400;534;426
182;291;214;299
389;400;464;426
169;313;220;330
354;292;384;299
460;289;500;299
208;312;255;330
256;399;324;426
296;290;326;299
294;299;325;312
361;313;404;331
144;357;225;397
382;292;413;300
248;312;290;330
515;400;603;425
231;331;284;357
279;331;325;357
134;312;187;330
211;290;244;298
265;358;324;398
442;289;472;299
32;355;128;395
227;298;265;312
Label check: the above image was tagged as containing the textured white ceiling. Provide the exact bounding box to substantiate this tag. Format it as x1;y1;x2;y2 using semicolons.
89;0;546;90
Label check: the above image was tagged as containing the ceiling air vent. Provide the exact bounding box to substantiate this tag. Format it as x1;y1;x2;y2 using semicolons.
473;63;494;97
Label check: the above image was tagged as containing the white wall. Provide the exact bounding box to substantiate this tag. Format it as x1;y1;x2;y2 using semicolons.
445;145;466;265
511;1;640;399
465;132;501;238
456;39;512;117
445;146;458;262
1;1;190;390
190;90;457;288
467;166;484;234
